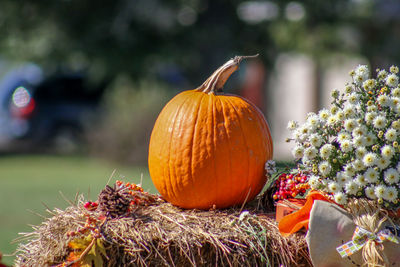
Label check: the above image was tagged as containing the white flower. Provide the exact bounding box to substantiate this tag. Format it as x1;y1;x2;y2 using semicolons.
392;120;400;130
334;192;348;205
390;65;399;74
381;145;395;159
373;115;387;129
394;104;400;114
365;168;379;183
292;129;301;140
352;159;366;171
355;147;367;159
336;172;351;184
378;70;388;79
355;65;369;80
352;126;367;137
344;164;356;177
309;134;323;147
367;105;378;112
292;145;304;159
365;133;376;146
338;132;351;143
365;186;377;199
319;161;332;176
293;127;308;142
377;94;390;107
335;110;345;122
306;113;320;129
348;93;359;104
386;74;399;87
384;168;399;184
308;175;320;190
363;79;376;91
318;109;330;121
385;128;397;141
327;116;337;125
355;174;368;186
298;125;309;135
306;112;317;118
384;186;398;202
340;140;353;153
320;144;334;159
303;147;318;160
374;185;386;199
353;136;366;147
392;88;400;97
363;153;377;167
344;119;357;132
345;181;359;195
365;112;377;123
355;75;365;85
328;181;341;193
343;105;356;118
397;162;400;173
376;157;390;170
287;120;298;131
391;97;400;107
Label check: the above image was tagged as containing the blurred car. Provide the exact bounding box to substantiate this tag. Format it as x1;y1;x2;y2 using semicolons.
0;64;106;152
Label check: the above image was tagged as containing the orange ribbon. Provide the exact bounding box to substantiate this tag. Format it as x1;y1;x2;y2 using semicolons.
278;191;335;237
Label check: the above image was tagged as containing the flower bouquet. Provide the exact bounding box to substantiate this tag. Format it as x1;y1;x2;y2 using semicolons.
289;65;400;210
285;65;400;266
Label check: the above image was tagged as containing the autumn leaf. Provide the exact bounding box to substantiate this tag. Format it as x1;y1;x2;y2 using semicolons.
67;235;107;267
68;235;93;250
79;238;107;267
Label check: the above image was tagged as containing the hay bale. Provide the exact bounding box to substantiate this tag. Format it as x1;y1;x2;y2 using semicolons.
15;187;311;267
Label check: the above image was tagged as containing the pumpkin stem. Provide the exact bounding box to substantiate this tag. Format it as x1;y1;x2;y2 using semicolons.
197;54;259;94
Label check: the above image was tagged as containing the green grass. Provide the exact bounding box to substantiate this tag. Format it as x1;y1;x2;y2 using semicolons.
0;154;155;265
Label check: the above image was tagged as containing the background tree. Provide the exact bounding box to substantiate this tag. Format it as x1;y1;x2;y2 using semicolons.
2;0;400;163
1;0;399;87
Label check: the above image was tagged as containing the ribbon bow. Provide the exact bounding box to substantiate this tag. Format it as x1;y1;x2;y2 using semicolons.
336;226;399;258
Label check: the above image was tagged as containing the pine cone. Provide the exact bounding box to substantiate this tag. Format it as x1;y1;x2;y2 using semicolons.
260;180;278;212
98;185;131;218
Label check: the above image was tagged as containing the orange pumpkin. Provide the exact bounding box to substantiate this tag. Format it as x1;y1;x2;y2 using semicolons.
148;56;273;209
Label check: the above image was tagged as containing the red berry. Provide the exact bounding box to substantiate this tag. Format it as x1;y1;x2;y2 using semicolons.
84;201;98;211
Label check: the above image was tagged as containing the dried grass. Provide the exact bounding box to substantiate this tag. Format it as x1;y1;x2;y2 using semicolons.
15;193;311;267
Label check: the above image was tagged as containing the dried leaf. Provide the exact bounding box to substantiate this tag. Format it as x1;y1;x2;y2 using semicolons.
68;235;92;250
67;235;107;266
80;238;107;267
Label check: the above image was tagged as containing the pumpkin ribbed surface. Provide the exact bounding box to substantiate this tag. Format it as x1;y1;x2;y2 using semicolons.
148;56;273;209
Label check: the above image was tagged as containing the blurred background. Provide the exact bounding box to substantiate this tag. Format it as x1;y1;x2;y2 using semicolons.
1;0;400;264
